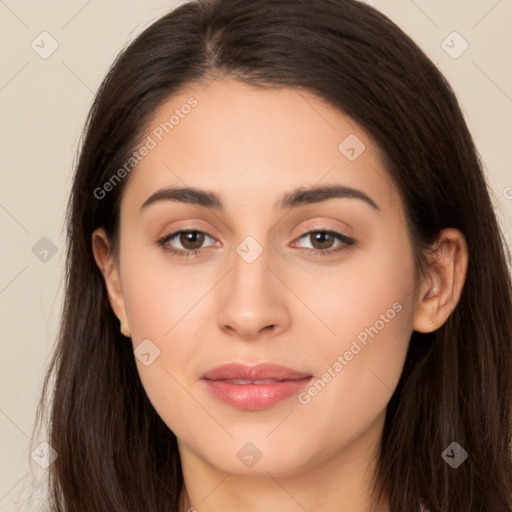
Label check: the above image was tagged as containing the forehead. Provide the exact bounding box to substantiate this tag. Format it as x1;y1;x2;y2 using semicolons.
121;77;400;218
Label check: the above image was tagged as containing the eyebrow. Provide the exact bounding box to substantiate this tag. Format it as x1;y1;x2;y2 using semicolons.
139;184;380;213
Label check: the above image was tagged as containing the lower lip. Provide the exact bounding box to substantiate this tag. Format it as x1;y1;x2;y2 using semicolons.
202;377;313;410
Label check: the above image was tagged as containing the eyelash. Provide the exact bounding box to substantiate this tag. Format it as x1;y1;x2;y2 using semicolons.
157;228;356;259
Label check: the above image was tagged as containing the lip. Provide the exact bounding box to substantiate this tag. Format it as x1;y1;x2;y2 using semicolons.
202;362;313;410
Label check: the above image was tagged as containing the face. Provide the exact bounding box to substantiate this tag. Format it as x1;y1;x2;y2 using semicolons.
95;77;422;478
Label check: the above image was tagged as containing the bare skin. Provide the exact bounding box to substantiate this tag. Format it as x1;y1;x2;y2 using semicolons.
92;77;468;512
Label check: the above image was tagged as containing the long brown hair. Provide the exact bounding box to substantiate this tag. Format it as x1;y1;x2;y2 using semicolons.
34;0;512;510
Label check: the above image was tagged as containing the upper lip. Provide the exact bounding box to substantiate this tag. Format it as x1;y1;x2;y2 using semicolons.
202;362;312;381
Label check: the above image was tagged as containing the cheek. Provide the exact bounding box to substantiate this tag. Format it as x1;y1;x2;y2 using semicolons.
120;236;210;338
294;233;416;428
288;292;413;463
296;226;416;353
118;246;214;426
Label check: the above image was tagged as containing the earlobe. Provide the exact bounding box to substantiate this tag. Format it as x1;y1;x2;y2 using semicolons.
413;228;469;333
91;227;130;335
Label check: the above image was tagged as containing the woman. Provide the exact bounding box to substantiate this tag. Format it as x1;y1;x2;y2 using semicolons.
35;0;512;510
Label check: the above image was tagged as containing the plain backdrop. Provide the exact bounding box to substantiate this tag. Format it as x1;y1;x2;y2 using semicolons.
0;0;511;510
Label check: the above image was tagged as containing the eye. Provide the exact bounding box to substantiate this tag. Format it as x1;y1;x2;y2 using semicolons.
157;229;217;258
292;230;356;257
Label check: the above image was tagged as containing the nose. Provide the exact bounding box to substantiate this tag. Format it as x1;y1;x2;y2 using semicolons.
216;244;291;340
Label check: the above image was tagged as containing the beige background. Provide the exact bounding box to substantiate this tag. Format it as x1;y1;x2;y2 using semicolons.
0;0;511;509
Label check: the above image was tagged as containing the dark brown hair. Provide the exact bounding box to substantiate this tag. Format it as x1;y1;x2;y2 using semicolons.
34;0;512;510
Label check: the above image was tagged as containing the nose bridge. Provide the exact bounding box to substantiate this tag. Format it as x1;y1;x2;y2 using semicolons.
229;216;273;286
216;232;289;336
231;233;275;309
233;235;270;293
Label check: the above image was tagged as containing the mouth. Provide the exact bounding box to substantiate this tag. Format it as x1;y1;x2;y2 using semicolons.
217;378;291;385
201;362;313;410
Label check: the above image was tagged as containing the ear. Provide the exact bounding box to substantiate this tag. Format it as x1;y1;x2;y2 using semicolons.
413;228;469;333
92;227;130;337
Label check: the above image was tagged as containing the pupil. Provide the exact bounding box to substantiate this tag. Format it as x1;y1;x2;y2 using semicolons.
313;232;333;249
182;232;204;250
